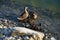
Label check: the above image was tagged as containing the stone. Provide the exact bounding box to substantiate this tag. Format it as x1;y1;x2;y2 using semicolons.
13;27;44;40
29;37;34;40
51;37;56;40
0;24;4;28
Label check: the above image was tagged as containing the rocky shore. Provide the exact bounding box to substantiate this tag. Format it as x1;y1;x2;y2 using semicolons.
0;18;57;40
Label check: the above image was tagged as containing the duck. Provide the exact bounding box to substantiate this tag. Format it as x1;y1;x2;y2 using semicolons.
17;7;29;26
28;11;38;29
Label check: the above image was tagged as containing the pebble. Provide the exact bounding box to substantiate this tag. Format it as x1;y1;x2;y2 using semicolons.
51;37;56;40
0;24;4;28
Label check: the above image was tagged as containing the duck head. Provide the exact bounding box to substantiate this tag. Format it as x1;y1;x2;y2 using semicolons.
24;7;28;11
33;13;37;19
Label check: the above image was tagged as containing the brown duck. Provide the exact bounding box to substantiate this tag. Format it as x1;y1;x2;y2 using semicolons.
28;11;38;29
17;7;29;26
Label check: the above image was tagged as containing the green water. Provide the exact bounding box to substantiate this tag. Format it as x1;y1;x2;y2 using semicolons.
11;0;60;12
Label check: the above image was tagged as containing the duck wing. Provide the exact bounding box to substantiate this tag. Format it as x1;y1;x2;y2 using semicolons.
18;12;29;20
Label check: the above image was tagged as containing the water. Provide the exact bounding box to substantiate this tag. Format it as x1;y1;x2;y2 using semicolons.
11;0;60;12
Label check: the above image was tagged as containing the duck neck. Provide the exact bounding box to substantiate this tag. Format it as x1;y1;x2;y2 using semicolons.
25;8;28;14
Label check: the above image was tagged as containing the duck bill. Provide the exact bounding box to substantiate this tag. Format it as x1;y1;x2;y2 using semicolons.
17;17;24;20
17;17;20;20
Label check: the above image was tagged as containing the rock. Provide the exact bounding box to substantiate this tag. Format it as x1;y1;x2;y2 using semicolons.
11;30;21;36
3;26;7;28
29;37;34;40
29;34;41;40
13;27;44;40
51;37;56;40
11;30;42;40
5;36;15;40
0;24;4;28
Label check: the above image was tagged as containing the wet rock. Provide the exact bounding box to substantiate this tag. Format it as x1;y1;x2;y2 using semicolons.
13;27;44;40
5;36;16;40
11;31;42;40
0;24;4;28
29;37;34;40
51;37;56;40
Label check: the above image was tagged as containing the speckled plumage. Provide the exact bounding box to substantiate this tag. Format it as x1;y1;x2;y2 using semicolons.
28;11;38;29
